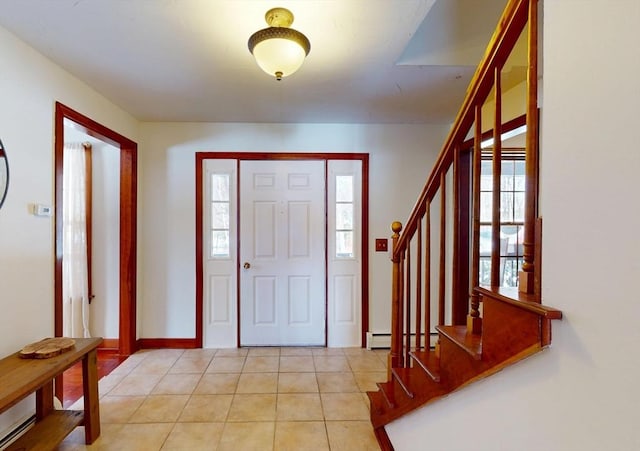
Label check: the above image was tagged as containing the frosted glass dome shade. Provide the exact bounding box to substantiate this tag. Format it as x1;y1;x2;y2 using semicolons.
248;8;310;80
251;34;308;79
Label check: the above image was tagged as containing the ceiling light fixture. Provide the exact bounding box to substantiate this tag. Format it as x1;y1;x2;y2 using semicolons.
248;7;310;81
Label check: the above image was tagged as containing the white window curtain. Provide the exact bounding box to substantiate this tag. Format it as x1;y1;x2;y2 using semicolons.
62;142;91;338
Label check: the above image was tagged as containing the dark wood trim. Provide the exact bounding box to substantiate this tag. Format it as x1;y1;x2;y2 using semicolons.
361;156;370;347
453;148;472;325
461;114;527;150
235;159;241;349
84;143;94;304
119;147;137;356
54;102;138;360
324;161;329;347
54;109;64;340
138;338;198;349
98;338;119;350
373;426;395;451
194;155;204;348
195;152;369;348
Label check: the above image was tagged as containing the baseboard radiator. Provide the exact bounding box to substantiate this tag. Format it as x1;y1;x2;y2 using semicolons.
366;332;438;350
0;415;35;450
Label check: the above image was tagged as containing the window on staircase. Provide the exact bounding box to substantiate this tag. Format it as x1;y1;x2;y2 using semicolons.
479;149;525;287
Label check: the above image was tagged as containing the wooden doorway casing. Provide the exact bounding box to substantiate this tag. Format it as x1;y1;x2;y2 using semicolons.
195;152;370;348
54;102;138;357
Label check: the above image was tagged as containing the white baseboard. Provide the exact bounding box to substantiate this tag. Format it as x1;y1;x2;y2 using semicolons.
366;332;438;350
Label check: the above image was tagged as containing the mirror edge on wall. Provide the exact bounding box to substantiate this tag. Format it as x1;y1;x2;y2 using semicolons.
0;139;9;209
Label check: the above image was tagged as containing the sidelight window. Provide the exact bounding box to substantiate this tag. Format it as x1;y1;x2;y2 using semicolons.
335;175;354;258
210;173;230;258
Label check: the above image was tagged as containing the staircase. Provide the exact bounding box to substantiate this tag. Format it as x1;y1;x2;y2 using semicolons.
369;287;561;445
367;1;562;448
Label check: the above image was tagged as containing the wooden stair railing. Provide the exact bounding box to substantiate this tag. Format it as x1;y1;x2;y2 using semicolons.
368;0;562;448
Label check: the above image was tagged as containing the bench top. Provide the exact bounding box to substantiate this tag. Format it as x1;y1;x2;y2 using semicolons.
0;337;102;414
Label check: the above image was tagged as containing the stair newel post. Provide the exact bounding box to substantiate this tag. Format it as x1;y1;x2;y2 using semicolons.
389;221;404;377
468;104;483;334
519;0;539;295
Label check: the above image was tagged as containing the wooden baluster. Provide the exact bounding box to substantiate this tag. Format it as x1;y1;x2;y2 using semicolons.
425;203;431;348
435;174;446;358
468;105;483;334
438;172;446;327
452;147;460;322
388;221;404;377
415;217;423;351
405;244;411;365
491;67;502;288
520;0;539;295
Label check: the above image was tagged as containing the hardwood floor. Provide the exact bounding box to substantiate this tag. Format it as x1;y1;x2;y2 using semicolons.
62;349;127;408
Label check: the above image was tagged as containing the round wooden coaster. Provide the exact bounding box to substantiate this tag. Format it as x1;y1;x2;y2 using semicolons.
19;337;76;359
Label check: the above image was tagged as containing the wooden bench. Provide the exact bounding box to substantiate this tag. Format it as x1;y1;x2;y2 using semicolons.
0;337;102;450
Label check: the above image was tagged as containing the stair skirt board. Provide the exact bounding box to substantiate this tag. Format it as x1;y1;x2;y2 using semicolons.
366;332;438;350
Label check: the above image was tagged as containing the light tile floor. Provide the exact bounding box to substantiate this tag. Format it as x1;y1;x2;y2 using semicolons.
59;347;387;450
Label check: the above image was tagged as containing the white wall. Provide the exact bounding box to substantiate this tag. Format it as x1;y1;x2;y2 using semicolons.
386;1;640;449
138;122;448;340
0;25;138;437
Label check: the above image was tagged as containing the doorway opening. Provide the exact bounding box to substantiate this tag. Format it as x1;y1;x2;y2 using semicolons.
54;102;138;361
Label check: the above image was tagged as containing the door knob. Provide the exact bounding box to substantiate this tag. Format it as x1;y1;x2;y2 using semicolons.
243;262;251;269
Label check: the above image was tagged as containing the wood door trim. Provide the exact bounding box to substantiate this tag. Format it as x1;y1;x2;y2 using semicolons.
54;102;138;357
195;152;370;348
84;143;93;304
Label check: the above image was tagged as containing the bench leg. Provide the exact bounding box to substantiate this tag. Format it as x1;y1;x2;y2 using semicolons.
82;349;100;444
35;381;53;421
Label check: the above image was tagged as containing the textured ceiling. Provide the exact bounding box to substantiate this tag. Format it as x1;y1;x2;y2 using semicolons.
0;0;514;124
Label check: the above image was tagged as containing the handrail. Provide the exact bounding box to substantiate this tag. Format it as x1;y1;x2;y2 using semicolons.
476;287;562;319
393;0;530;260
388;0;538;372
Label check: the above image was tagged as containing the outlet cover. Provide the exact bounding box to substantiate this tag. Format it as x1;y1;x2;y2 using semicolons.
375;238;388;252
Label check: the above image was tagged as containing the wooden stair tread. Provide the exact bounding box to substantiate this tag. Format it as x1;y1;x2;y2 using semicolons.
410;350;441;382
436;325;482;360
6;410;84;451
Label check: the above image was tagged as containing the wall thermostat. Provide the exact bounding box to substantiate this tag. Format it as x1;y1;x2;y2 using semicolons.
34;204;52;217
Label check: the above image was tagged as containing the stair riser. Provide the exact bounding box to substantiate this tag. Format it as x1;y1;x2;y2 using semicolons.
438;336;488;389
481;295;542;361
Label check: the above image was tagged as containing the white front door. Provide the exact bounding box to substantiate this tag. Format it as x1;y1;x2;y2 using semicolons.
239;160;326;346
